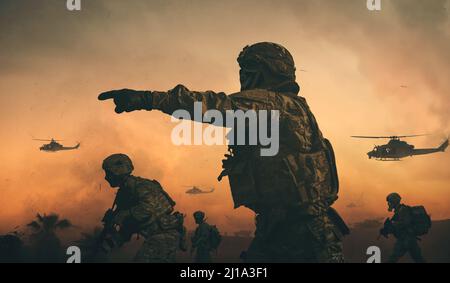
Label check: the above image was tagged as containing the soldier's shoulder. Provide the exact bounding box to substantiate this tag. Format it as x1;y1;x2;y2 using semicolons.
397;204;412;215
229;89;279;103
203;222;212;228
199;223;212;231
399;204;410;210
231;89;309;108
293;95;308;105
204;222;218;230
126;176;161;192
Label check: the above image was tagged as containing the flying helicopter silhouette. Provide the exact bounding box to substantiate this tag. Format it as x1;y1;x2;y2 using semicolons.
33;138;80;152
351;134;448;161
184;186;215;195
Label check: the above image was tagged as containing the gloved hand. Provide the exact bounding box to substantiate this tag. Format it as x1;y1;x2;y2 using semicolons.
98;89;152;113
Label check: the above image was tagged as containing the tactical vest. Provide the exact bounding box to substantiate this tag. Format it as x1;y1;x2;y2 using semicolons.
219;91;339;216
115;176;178;234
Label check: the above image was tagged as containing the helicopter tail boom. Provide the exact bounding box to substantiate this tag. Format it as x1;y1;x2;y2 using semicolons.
411;139;448;156
61;143;81;150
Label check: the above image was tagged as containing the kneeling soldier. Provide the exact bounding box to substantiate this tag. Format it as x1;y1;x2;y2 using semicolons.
100;153;186;262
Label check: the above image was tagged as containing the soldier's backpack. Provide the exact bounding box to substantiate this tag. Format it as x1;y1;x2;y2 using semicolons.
409;206;431;236
208;225;222;250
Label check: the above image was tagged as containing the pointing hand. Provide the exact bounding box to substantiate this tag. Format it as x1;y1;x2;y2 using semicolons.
98;89;152;113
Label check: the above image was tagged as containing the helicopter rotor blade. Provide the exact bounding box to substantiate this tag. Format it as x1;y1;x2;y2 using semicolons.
32;138;63;142
351;136;390;139
351;134;427;139
394;134;428;138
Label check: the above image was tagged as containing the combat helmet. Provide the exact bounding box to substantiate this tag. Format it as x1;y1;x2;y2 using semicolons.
237;42;299;93
102;153;134;176
193;211;205;222
386;192;401;211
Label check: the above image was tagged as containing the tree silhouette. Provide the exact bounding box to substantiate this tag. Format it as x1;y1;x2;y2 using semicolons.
27;213;73;262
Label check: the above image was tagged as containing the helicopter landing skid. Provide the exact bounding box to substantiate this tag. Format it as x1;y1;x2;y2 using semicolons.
376;158;402;161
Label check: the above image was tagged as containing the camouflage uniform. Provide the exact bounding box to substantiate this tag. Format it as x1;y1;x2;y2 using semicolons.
382;204;425;263
101;154;184;263
115;176;182;263
99;42;348;263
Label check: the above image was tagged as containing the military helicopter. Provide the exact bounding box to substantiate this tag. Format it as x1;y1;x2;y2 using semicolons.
33;138;80;152
184;186;215;195
351;135;448;161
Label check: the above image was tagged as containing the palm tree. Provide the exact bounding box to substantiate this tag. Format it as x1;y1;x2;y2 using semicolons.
27;213;73;262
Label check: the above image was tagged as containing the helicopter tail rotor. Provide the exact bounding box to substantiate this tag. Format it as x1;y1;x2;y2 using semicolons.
438;139;449;152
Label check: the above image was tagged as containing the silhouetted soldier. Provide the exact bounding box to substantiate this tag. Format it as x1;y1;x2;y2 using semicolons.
98;42;348;262
379;193;428;263
191;211;221;263
100;153;186;262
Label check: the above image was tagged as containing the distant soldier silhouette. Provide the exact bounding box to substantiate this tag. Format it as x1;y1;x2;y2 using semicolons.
98;42;348;262
100;153;186;262
191;211;221;263
379;193;429;263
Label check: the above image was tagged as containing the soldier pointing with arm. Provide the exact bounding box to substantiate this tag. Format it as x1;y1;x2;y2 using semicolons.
99;42;348;262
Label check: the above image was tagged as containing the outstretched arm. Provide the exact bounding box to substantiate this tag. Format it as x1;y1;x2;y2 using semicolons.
98;84;274;123
152;84;233;119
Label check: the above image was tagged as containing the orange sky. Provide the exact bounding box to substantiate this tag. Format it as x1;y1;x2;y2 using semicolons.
0;0;449;236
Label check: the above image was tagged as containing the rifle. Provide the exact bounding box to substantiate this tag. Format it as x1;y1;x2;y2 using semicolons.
93;200;118;256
